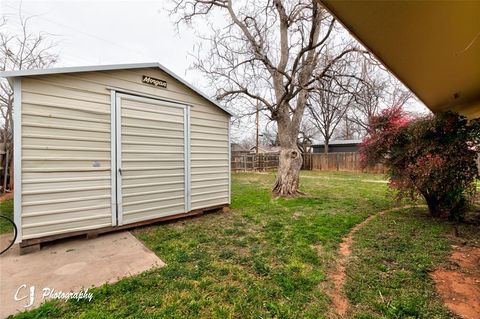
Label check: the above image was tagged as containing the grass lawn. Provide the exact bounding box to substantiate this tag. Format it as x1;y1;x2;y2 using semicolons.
345;208;453;319
10;171;463;319
0;198;14;234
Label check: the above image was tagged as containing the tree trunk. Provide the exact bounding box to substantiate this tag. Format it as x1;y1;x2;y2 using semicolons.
324;141;329;154
424;194;442;217
273;146;303;197
272;117;303;197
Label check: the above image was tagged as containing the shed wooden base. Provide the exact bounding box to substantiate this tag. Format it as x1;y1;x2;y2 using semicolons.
19;204;229;255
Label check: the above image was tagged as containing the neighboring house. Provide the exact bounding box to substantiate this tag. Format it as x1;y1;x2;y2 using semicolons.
312;139;361;153
231;143;249;154
250;145;282;154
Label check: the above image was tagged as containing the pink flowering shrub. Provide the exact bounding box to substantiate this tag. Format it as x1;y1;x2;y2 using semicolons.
360;109;480;219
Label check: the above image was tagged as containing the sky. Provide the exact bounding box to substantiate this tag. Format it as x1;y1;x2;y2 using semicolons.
0;0;429;143
0;0;208;85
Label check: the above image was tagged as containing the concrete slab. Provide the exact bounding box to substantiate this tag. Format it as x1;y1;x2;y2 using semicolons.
0;231;165;318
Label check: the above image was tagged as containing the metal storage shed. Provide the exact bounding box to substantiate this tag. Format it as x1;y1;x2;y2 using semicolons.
1;62;233;253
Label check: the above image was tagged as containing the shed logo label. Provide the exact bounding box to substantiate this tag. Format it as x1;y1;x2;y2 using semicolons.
142;75;167;89
14;284;93;308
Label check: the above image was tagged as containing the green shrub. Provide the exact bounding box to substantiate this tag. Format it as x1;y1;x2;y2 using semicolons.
361;109;480;219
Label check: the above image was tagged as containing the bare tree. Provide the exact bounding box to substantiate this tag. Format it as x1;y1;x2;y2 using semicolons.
307;52;361;153
236;121;278;150
297;119;315;154
259;124;279;147
171;0;365;196
347;58;413;136
238;133;256;150
390;80;413;110
345;60;386;135
0;15;58;191
333;113;363;140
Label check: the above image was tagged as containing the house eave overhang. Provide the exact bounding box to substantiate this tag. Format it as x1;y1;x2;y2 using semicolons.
319;0;480;119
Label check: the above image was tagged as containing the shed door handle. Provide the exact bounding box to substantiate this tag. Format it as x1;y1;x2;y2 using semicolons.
119;168;123;176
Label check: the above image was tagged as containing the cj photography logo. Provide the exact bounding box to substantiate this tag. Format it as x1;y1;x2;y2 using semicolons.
14;284;93;308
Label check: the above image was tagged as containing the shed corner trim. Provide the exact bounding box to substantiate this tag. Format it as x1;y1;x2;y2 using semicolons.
13;78;22;243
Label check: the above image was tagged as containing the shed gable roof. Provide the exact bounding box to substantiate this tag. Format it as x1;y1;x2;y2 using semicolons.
0;62;233;116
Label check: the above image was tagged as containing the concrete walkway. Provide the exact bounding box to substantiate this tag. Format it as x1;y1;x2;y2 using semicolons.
0;231;165;318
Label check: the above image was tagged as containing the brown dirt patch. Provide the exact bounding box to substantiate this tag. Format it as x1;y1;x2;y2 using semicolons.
0;192;12;202
431;245;480;319
326;205;418;318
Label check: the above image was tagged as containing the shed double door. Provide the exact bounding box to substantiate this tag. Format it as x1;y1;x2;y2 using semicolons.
115;93;189;225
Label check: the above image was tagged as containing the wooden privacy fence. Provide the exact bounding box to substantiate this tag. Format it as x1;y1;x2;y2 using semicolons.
231;152;280;172
302;152;386;173
231;151;386;173
230;152;480;174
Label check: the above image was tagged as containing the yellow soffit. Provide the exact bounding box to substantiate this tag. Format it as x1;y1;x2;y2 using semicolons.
319;0;480;118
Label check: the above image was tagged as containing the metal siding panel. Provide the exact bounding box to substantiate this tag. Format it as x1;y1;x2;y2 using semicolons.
190;117;228;128
190;106;229;209
22;216;112;239
185;105;191;212
22;91;110;107
28;72;222;116
118;94;187;224
20;77;113;240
